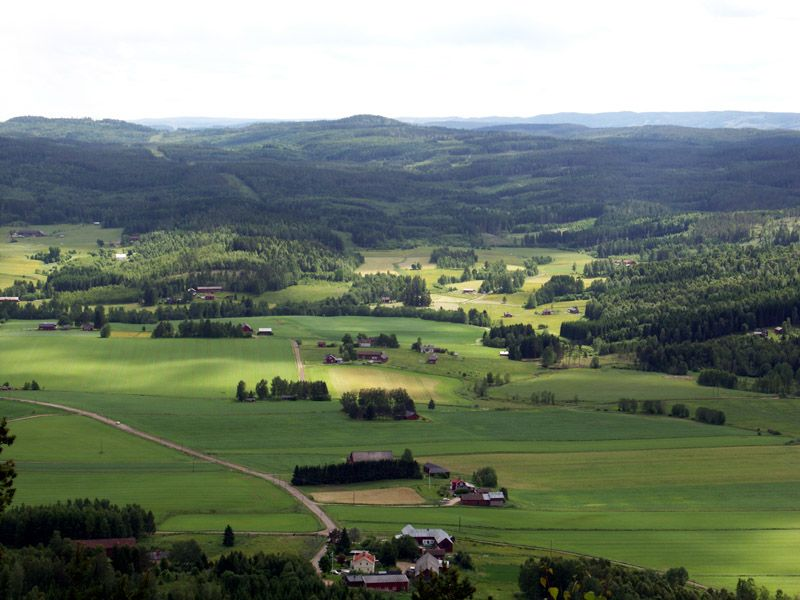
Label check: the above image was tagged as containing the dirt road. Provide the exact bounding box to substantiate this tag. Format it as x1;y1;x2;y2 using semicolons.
291;340;305;381
1;395;335;569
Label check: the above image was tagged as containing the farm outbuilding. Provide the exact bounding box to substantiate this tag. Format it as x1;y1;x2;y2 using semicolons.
345;574;409;592
423;463;450;477
459;491;506;507
38;323;57;331
348;451;394;463
356;350;388;363
399;524;454;554
257;328;274;336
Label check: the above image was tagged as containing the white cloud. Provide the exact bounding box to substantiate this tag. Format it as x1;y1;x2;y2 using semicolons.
1;0;799;120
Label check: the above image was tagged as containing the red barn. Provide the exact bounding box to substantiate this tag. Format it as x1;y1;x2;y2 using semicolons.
345;574;409;592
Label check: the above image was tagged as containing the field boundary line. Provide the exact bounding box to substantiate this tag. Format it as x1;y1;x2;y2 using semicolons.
0;394;334;571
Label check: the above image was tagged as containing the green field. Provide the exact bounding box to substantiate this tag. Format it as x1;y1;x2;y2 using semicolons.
1;408;320;534
2;314;799;597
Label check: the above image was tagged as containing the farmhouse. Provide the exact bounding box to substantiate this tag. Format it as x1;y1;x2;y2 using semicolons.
348;451;394;464
567;306;580;314
0;297;20;302
344;574;409;592
257;327;274;336
38;323;57;331
351;551;376;573
398;524;454;554
503;312;513;318
426;354;438;364
196;286;223;293
423;463;450;477
356;350;388;363
450;479;474;493
324;354;343;364
459;491;506;507
461;288;475;294
357;337;375;347
241;323;253;334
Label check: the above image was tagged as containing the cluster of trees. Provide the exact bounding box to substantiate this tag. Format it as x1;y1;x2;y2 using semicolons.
429;246;478;268
292;454;422;485
563;245;800;347
339;388;416;420
0;499;155;548
695;407;726;425
345;273;431;307
473;261;526;294
472;372;511;397
529;274;584;306
30;246;62;264
152;319;249;338
617;399;706;421
236;378;330;401
483;323;563;363
517;556;778;600
698;369;739;389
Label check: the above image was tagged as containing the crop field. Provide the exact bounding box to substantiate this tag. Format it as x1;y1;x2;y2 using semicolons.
1;407;320;534
312;487;426;505
2;314;799;596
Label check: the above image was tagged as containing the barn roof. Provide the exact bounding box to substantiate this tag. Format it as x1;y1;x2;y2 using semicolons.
349;451;394;462
400;524;453;544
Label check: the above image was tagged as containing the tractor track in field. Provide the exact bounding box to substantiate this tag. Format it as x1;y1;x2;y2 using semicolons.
1;395;334;572
291;340;305;381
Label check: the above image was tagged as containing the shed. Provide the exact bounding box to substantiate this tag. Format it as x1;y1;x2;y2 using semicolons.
357;350;388;363
257;328;274;336
423;463;450;477
38;323;57;331
241;323;253;334
345;574;409;592
414;552;442;577
348;451;394;464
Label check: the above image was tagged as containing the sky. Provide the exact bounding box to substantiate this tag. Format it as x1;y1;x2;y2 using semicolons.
1;0;799;121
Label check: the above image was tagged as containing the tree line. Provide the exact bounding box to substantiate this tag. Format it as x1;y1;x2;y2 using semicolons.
340;387;417;420
236;378;330;401
292;456;422;486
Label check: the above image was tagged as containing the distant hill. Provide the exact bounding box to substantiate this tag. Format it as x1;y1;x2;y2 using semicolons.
0;116;155;144
133;116;280;131
409;111;800;131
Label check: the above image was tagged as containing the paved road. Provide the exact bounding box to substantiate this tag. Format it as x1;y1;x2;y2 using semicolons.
1;395;335;570
290;340;305;381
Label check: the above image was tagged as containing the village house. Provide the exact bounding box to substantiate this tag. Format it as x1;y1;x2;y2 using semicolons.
351;551;376;574
344;574;409;592
423;463;450;477
459;491;506;507
398;524;454;555
348;451;394;464
241;323;253;334
567;306;580;314
450;479;474;493
324;354;343;364
357;337;375;347
356;350;388;363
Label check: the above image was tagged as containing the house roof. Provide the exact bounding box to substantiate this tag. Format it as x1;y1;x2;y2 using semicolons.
415;552;441;571
353;551;376;563
347;574;409;585
400;524;453;545
350;451;394;462
423;463;449;474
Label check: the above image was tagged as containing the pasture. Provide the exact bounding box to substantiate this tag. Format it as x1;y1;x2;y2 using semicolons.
0;224;123;289
1;407;321;534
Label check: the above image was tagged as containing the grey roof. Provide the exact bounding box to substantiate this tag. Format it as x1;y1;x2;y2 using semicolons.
346;574;409;584
349;451;394;462
423;462;449;474
400;524;453;544
415;552;441;572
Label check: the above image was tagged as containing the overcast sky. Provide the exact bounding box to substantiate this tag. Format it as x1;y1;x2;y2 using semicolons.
1;0;798;121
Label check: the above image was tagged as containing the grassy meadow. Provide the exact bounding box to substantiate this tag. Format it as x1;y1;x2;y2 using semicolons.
1;407;321;534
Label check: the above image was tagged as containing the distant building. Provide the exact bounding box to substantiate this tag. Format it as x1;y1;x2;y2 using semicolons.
0;297;19;302
81;323;95;331
241;323;253;334
356;350;388;363
351;551;376;574
460;491;506;507
398;524;454;554
196;286;223;293
257;328;274;336
344;574;409;592
540;309;554;315
318;341;327;347
567;306;580;314
423;463;450;477
38;323;57;331
348;451;394;463
324;354;343;364
357;337;375;347
414;552;442;577
114;253;127;260
426;354;438;364
11;229;45;238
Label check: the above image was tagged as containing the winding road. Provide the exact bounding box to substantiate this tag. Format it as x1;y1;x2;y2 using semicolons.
1;394;335;570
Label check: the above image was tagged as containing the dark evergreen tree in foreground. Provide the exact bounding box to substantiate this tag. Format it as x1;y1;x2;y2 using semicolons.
0;418;15;514
223;524;235;547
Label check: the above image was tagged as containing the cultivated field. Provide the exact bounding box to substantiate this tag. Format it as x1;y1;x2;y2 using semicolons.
312;487;426;505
